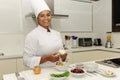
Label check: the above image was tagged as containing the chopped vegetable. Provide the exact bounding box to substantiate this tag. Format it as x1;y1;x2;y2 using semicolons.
50;71;70;78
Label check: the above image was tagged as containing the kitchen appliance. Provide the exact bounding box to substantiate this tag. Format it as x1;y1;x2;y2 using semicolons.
78;38;92;47
96;58;120;68
94;38;102;46
65;35;71;49
72;35;78;48
105;32;112;48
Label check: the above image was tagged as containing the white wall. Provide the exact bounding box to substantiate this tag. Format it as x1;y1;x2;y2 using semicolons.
93;0;112;46
93;0;120;48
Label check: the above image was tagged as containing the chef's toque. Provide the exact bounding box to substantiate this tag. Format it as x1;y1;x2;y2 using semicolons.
30;0;50;18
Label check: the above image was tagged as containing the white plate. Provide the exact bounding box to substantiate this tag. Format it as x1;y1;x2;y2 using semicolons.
101;72;116;77
97;69;116;77
50;77;68;80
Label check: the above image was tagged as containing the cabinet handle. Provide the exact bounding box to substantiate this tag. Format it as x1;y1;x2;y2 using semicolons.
116;23;120;27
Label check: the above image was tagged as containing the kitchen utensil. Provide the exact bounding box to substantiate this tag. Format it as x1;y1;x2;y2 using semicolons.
105;32;112;48
94;38;102;46
78;38;92;47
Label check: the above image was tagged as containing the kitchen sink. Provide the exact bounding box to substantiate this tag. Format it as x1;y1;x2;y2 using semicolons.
96;58;120;68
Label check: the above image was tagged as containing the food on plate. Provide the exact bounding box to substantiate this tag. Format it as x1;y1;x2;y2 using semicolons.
58;49;66;55
56;61;65;66
71;68;84;73
104;70;114;76
55;62;68;71
50;71;70;78
33;66;41;74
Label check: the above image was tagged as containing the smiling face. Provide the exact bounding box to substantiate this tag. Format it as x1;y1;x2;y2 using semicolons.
37;10;51;29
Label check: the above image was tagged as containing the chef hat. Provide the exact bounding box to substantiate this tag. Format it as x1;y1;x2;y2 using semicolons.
31;0;50;18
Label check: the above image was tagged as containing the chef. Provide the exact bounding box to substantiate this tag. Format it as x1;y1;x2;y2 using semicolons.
23;0;67;68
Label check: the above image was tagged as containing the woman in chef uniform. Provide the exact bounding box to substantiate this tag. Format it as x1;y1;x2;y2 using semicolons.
23;0;67;68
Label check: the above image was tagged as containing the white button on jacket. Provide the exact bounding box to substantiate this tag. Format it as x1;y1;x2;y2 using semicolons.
23;25;63;68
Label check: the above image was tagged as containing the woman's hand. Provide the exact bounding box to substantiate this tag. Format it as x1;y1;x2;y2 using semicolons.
40;53;59;64
47;53;59;62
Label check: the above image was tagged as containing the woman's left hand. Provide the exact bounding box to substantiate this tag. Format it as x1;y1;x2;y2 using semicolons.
59;53;67;61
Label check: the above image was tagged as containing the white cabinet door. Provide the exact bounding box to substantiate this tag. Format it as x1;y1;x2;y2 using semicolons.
16;58;30;72
0;59;16;80
54;0;69;15
0;0;22;33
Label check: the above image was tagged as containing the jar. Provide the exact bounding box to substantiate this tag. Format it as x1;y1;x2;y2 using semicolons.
33;66;41;74
72;36;78;48
65;35;71;49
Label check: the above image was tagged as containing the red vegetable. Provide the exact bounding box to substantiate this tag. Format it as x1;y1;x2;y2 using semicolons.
71;68;84;73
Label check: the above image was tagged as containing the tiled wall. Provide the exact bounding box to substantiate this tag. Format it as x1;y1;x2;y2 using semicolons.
112;33;120;48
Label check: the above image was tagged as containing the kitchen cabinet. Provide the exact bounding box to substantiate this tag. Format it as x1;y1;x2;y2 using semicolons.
16;58;30;72
0;0;22;33
0;58;30;80
112;0;120;32
54;0;69;15
69;50;120;64
0;59;16;80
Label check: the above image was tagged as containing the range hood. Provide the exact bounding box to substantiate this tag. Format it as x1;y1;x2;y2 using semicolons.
44;0;69;18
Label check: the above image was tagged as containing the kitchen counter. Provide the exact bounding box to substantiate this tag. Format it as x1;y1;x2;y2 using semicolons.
70;46;120;53
1;46;120;60
3;61;120;80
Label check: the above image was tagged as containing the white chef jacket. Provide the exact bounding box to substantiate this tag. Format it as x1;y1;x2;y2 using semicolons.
23;25;63;68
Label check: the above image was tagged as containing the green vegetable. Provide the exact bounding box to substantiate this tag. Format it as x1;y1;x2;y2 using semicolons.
50;71;70;78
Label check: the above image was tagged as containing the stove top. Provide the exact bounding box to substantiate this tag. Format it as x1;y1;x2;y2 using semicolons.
96;58;120;68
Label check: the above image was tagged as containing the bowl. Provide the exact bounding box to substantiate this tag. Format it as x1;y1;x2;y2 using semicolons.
70;68;85;77
84;63;98;72
55;62;69;71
